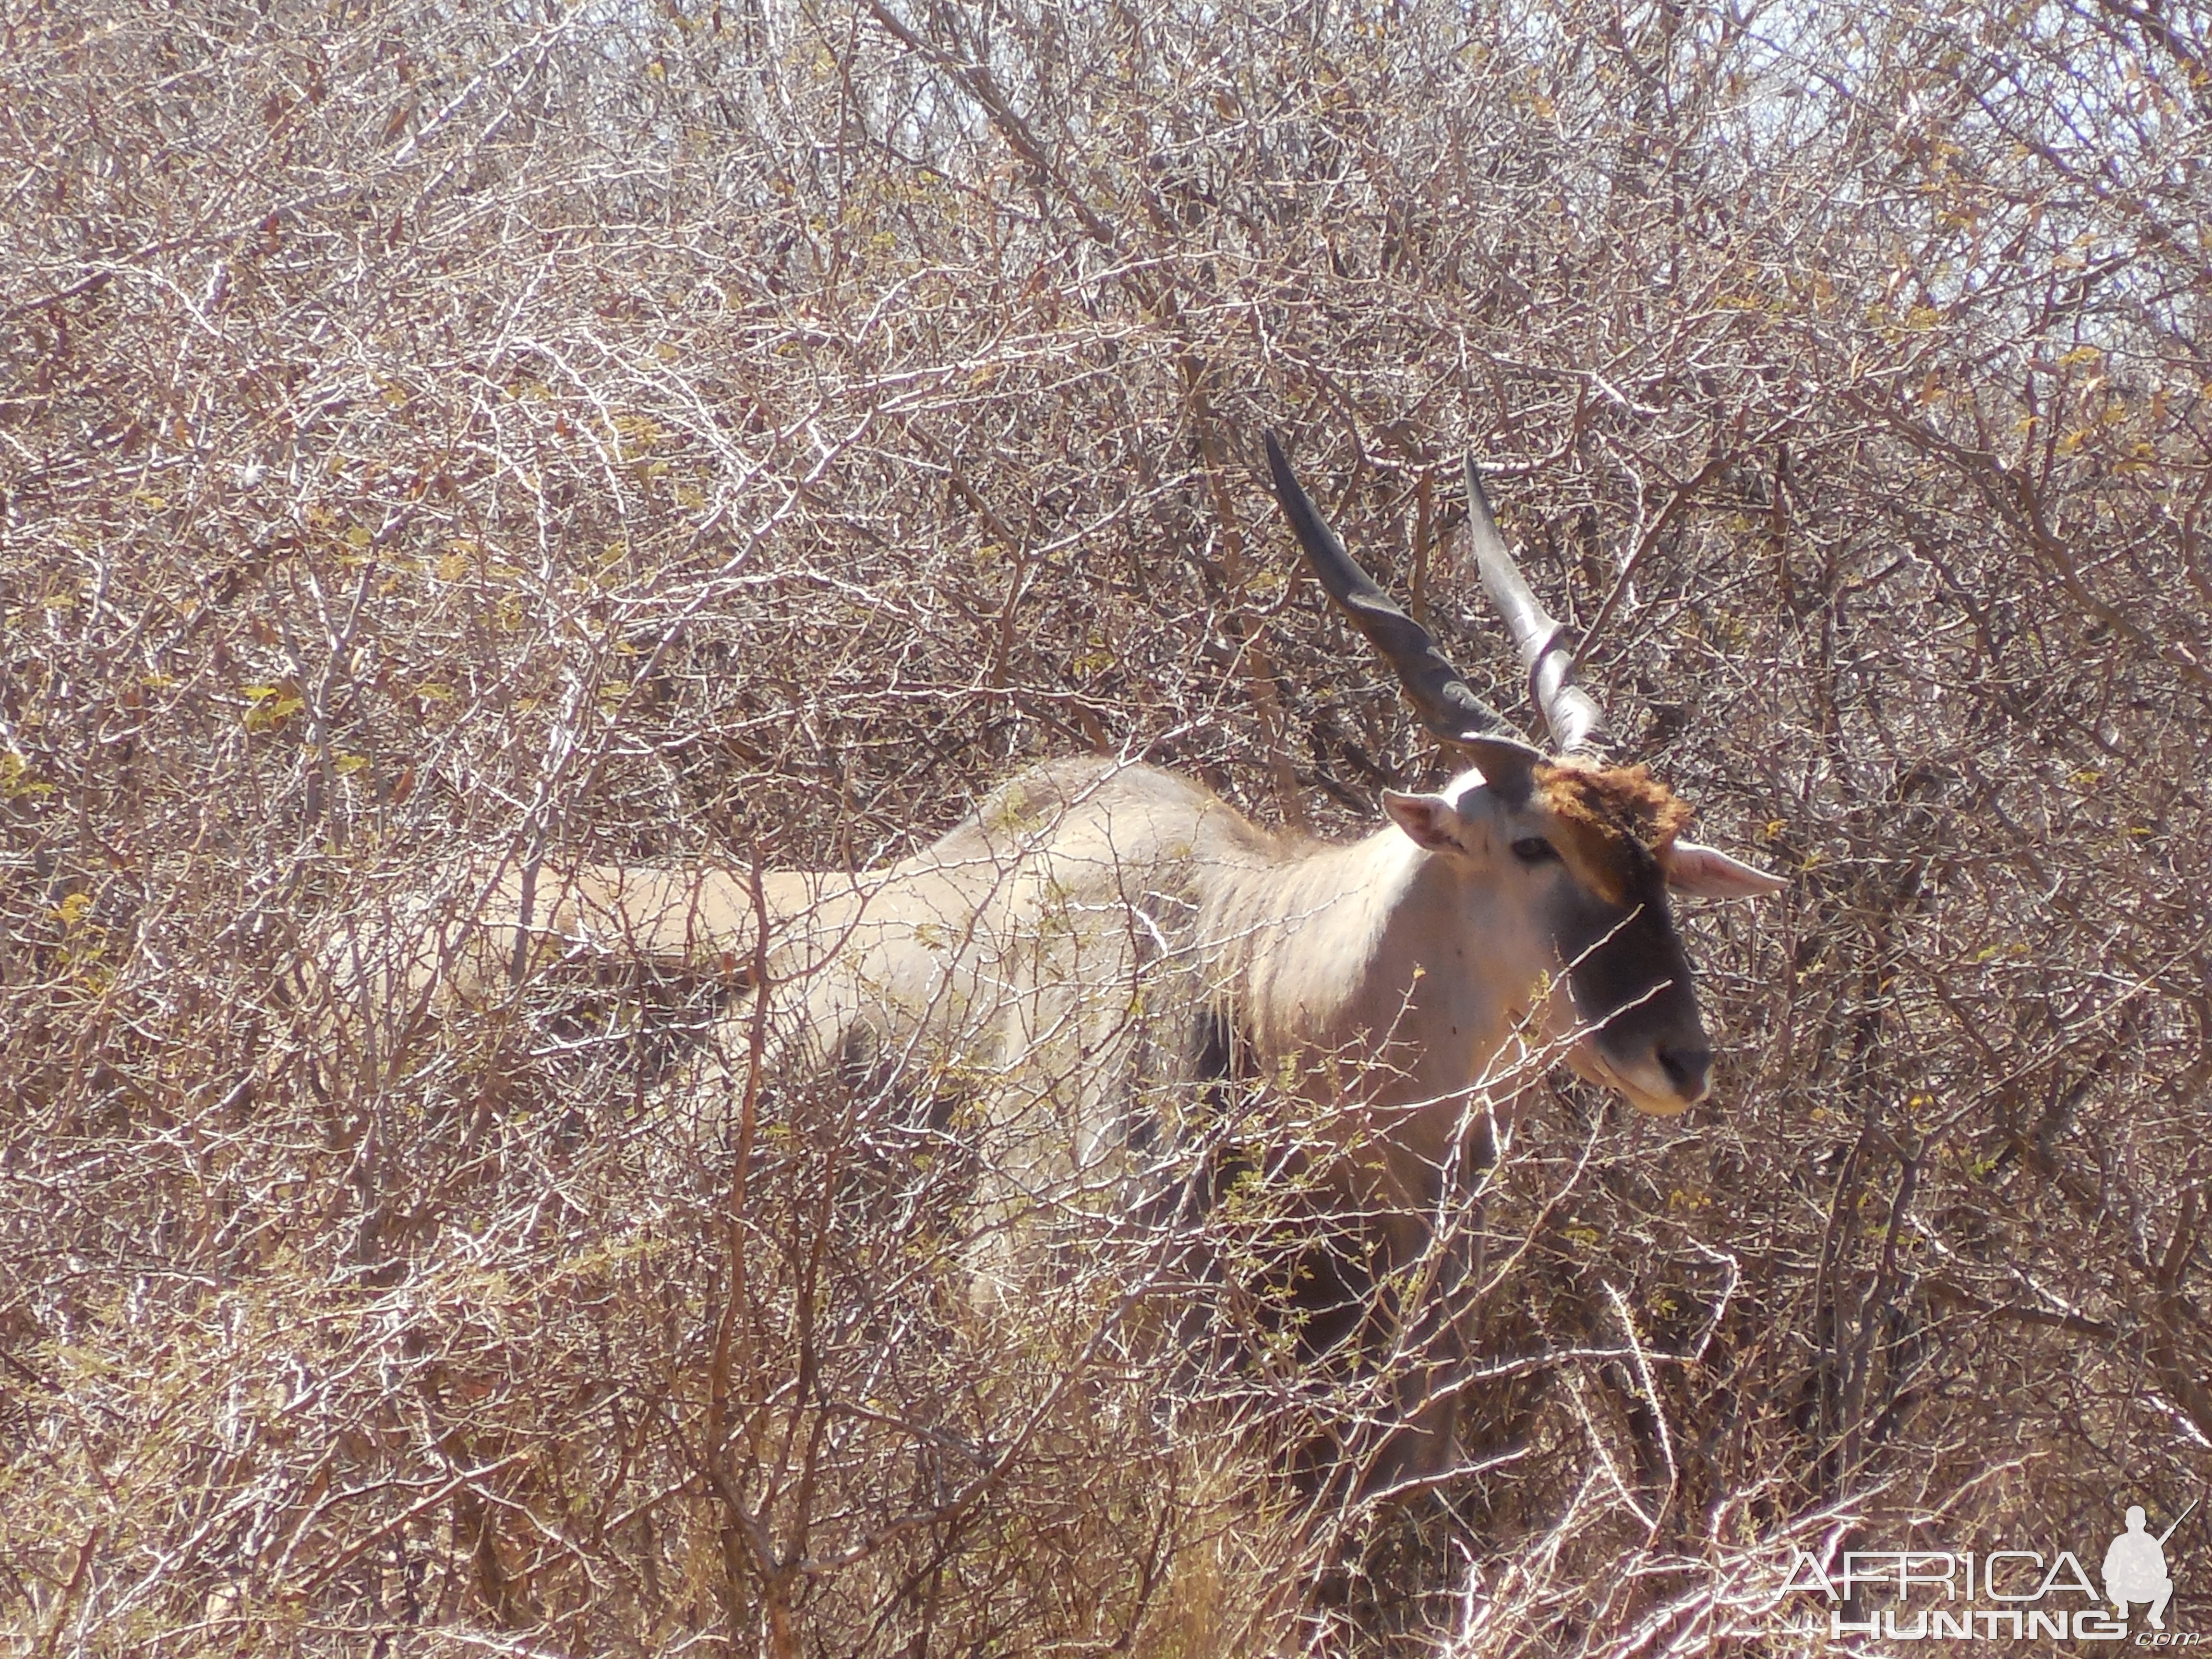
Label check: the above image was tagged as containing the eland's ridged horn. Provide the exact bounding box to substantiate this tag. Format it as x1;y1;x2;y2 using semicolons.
1463;456;1609;759
1265;433;1541;789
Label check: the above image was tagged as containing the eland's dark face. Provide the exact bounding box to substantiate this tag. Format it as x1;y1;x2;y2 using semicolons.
1541;817;1710;1112
1496;757;1705;1113
1384;751;1780;1117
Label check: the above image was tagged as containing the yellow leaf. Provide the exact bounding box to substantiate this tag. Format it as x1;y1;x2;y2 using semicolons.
242;692;303;732
345;525;373;549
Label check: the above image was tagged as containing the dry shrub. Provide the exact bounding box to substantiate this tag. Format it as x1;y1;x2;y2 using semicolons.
5;0;2210;1653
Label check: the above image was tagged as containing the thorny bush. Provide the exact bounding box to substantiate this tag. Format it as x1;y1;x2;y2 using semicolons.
3;0;2210;1653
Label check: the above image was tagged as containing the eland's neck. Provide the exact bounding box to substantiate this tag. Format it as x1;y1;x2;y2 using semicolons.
1202;824;1429;1051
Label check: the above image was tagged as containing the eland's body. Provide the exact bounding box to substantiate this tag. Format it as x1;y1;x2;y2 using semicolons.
317;433;1784;1491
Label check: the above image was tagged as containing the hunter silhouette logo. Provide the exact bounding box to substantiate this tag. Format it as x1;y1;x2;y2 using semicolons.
2106;1500;2193;1632
1781;1496;2201;1640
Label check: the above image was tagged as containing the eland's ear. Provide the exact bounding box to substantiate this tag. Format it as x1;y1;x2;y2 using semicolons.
1665;839;1789;898
1382;790;1466;854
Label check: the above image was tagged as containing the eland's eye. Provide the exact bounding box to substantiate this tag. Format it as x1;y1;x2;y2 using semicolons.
1511;836;1559;865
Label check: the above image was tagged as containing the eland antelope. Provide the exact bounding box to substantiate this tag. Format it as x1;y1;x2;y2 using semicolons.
319;433;1784;1489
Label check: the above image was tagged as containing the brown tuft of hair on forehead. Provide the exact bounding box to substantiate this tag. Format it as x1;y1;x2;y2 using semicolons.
1534;761;1695;904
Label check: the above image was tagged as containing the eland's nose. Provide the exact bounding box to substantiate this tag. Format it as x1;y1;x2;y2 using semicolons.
1656;1043;1711;1102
